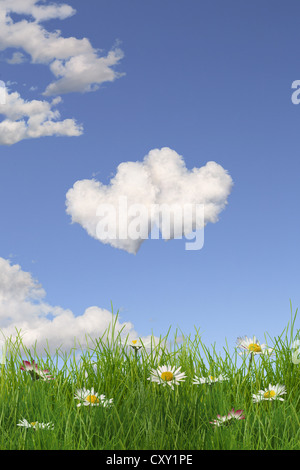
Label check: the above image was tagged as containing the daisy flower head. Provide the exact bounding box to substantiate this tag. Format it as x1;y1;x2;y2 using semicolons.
20;360;54;381
122;337;152;352
147;365;186;390
74;388;113;407
193;373;229;385
236;336;274;356
17;419;54;430
210;408;245;428
129;339;143;351
252;383;287;403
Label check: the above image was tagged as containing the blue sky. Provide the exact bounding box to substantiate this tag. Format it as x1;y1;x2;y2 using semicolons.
0;0;300;363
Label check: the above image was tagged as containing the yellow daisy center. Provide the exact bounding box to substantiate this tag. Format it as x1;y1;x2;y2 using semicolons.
161;371;173;382
86;394;99;404
264;390;276;399
248;343;262;353
132;340;137;344
209;376;216;381
30;422;37;426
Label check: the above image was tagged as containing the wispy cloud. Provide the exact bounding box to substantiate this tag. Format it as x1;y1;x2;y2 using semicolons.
65;147;234;254
6;51;27;64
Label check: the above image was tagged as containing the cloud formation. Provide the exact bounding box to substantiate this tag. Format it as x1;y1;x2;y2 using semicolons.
0;88;83;145
6;51;27;64
1;0;76;22
0;257;152;356
0;0;124;95
65;147;234;254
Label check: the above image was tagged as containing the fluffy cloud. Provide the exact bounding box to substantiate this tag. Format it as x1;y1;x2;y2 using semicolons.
44;48;124;96
65;147;234;254
0;0;76;22
0;0;124;95
0;88;83;144
0;257;154;356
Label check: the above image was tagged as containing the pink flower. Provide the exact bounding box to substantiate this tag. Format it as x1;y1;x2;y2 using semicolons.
210;408;245;427
20;360;54;381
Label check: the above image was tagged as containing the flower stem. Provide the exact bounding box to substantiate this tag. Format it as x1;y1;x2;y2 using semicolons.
247;352;253;375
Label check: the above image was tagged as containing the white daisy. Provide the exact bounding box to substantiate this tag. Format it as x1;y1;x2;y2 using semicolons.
74;387;113;407
252;383;287;403
236;336;274;356
129;339;143;351
17;419;54;430
122;337;152;351
193;374;229;385
147;365;186;390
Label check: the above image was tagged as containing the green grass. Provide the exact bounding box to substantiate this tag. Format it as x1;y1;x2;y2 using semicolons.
1;302;300;450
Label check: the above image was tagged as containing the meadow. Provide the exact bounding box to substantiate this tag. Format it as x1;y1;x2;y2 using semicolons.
0;302;300;451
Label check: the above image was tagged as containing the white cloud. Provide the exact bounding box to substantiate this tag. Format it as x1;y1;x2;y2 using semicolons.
0;0;76;23
0;87;83;144
6;51;26;64
0;0;124;95
44;48;124;96
0;257;154;356
65;147;234;254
